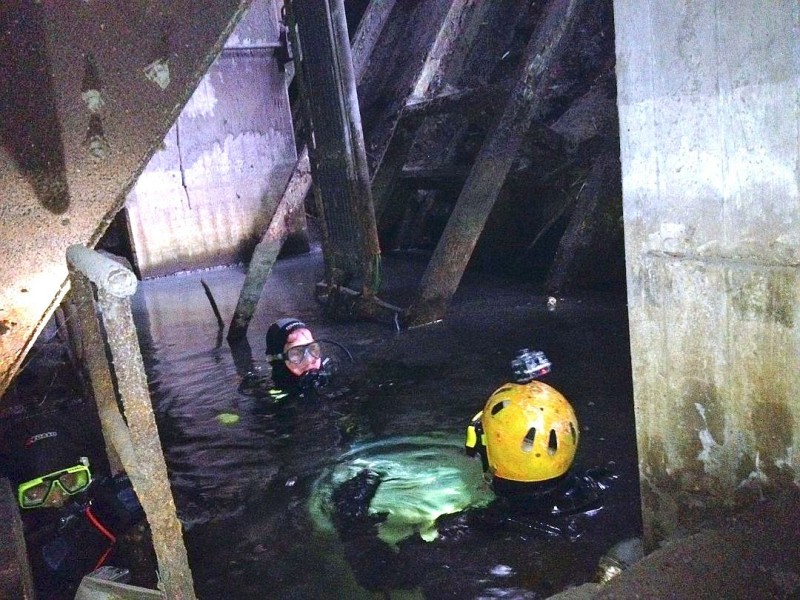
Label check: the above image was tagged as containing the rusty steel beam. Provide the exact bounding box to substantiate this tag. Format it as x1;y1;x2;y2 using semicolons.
0;0;252;401
405;0;591;327
66;245;196;600
228;0;393;339
288;0;380;292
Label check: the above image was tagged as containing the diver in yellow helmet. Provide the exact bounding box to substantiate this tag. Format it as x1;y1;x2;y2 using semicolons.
466;349;614;515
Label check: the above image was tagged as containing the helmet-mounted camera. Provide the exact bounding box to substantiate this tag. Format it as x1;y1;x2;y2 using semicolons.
511;349;551;383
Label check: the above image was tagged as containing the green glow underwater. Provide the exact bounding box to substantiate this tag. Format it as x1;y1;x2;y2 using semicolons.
309;432;495;545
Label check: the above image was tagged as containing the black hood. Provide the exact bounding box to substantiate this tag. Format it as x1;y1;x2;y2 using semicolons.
0;413;87;485
266;318;307;360
266;318;308;390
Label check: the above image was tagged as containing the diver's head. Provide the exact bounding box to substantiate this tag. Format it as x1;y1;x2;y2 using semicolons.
266;318;323;390
3;423;94;510
469;381;579;487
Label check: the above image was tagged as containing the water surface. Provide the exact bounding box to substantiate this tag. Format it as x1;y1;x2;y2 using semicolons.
131;253;641;598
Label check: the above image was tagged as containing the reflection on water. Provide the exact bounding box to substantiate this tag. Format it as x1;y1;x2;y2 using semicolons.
309;433;495;545
130;260;641;599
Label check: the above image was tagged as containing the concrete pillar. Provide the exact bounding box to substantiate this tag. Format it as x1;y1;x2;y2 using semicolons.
614;0;800;547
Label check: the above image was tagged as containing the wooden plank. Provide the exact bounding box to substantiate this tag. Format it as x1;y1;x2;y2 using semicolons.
403;79;514;121
350;0;398;79
228;147;311;341
408;0;489;101
546;149;623;291
371;0;489;220
405;0;592;327
399;166;469;191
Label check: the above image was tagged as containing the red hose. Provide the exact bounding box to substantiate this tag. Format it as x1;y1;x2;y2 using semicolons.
84;505;116;569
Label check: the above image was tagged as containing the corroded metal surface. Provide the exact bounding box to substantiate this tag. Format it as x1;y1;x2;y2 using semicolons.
0;0;251;399
68;247;196;598
227;0;393;340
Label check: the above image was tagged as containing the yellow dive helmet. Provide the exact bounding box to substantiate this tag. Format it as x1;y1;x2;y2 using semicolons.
478;380;579;483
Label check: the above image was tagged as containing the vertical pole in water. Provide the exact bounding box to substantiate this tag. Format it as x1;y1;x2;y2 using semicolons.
288;0;381;293
227;0;395;341
67;245;196;599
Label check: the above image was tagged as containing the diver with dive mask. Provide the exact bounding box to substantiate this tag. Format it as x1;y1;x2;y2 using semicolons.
265;317;352;397
2;416;146;599
465;349;615;519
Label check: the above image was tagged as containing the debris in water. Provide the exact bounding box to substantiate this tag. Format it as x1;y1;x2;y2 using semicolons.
216;412;240;426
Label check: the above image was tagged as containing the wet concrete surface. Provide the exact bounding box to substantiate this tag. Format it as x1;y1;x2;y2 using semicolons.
551;486;800;599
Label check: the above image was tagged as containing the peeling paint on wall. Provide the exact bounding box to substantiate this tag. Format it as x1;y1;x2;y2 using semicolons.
183;77;218;118
182;130;294;184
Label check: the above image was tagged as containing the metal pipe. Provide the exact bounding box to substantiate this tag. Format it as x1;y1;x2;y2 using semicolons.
67;245;196;599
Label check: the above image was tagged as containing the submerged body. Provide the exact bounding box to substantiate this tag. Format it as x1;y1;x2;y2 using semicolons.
323;358;617;595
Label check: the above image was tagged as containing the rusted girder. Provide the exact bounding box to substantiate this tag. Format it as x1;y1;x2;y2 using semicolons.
228;0;395;340
66;245;196;600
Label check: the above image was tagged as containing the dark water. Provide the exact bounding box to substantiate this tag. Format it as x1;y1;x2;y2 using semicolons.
130;251;642;599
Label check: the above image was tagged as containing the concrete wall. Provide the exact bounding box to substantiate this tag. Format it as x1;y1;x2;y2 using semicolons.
0;1;250;398
126;0;299;278
614;0;800;545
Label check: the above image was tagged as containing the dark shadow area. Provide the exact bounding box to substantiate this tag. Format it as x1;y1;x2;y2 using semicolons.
0;3;69;214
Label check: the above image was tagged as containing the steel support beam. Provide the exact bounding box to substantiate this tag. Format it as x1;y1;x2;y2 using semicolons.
66;245;196;600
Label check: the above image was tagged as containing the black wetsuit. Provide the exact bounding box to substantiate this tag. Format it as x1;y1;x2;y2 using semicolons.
327;465;616;595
